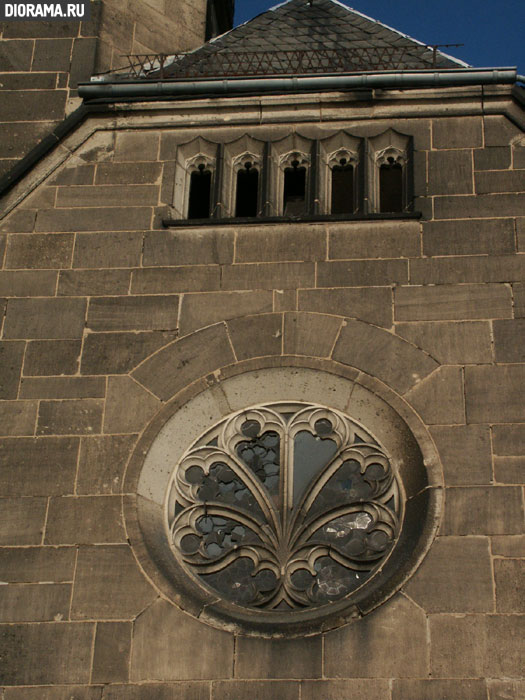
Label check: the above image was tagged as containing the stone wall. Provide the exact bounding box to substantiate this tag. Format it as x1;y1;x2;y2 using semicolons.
0;98;524;698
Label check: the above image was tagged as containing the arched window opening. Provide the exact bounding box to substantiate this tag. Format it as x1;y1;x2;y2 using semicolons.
188;164;212;219
380;157;403;213
235;162;259;217
283;160;307;216
331;157;355;215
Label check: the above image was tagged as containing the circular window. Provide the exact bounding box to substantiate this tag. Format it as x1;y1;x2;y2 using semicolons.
127;363;441;637
168;402;401;611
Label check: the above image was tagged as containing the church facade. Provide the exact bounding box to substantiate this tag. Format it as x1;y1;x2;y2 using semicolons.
0;1;524;698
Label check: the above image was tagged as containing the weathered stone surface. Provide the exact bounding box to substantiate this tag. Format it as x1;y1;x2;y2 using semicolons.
0;582;71;622
37;399;104;436
431;425;492;485
0;437;78;496
131;599;234;681
71;546;156;620
49;163;95;186
81;331;176;376
92;622;132;683
0;342;24;399
427;149;474;195
0;89;67;121
430;614;525;677
317;259;408;287
102;685;209;700
74;232;143;268
405;367;465;425
143;229;234;266
495;559;525;613
77;435;136;495
20;377;105;400
103;376;161;434
514;145;525;169
484;116;522;147
0;546;75;582
283;312;341;358
36;208;152;233
96;162;162;185
179;291;272;335
221;262;315;290
0;401;36;436
298;287;392;328
492;536;525;558
213;682;299;700
45;496;126;545
465;365;525;423
476;170;525;194
228;313;282;360
434;193;525;219
404;537;494;612
0;497;47;545
411;255;525;284
114;132;160;162
133;325;235;401
5;233;73;270
235;635;322;679
56;185;159;208
395;284;512;321
325;595;428;678
301;680;388;700
328;221;420;259
274;289;297;312
0;208;36;233
422;219;515;256
494;456;525;484
443;487;523;535
3;298;87;339
4;686;102;699
0;622;94;685
235;225;326;262
0;38;33;71
474;146;511;170
393;680;487;700
489;681;525;700
131;266;220;294
493;319;525;362
492;424;525;456
0;270;57;297
518;220;525;253
333;319;438;394
432;117;482;148
24;339;80;376
87;296;179;332
514;282;525;317
59;269;131;296
396;320;491;364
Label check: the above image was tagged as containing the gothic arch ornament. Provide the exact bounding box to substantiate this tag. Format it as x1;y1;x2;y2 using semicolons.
125;318;443;636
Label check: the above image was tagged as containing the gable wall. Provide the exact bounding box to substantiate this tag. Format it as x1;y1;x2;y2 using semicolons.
0;102;524;698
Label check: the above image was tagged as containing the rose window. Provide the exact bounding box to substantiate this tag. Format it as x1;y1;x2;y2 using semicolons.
167;402;402;611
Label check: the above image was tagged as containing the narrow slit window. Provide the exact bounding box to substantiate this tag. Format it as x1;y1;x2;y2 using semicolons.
331;158;354;214
188;164;212;219
380;158;403;213
283;160;306;216
235;162;259;217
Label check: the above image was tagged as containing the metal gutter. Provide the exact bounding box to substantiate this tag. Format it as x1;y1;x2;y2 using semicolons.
78;68;518;101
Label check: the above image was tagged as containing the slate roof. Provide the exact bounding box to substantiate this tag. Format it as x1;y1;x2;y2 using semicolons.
142;0;467;80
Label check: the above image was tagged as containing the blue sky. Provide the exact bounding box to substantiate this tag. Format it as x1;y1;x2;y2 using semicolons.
233;0;524;74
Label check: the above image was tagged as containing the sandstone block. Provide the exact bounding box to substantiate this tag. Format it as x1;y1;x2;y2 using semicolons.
32;37;72;70
235;225;325;262
476;170;525;194
133;324;235;401
434;193;525;218
474;146;511;170
73;232;143;268
395;284;512;321
71;546;156;620
283;311;341;358
495;559;525;613
432;116;482;148
228;313;283;360
114;132;160;162
87;296;179;332
103;376;161;434
5;233;73;269
45;496;126;545
317;259;408;287
221;262;315;290
298;287;392;328
59;270;131;296
422;219;515;256
0;39;33;71
514;282;525;317
131;266;221;294
37;399;104;436
427;149;473;195
411;255;525;284
0;497;47;545
131;599;233;681
143;229;234;266
102;685;208;700
489;681;525;700
77;435;136;495
49;163;95;186
0;342;24;399
491;536;525;558
92;622;132;684
96;162;162;185
179;291;272;335
0;270;57;297
443;487;523;535
213;682;298;700
274;289;297;312
24;339;80;376
0;546;75;582
235;635;322;679
493;319;525;362
3;298;87;339
484;115;523;147
393;680;487;700
518;219;525;252
20;377;105;400
328;221;420;259
465;365;525;423
492;424;525;455
56;185;159;208
0;437;78;496
36;208;152;233
0;209;36;233
0;89;67;121
405;367;465;425
404;536;493;612
494;456;525;484
396;320;492;364
81;330;177;375
0;582;71;622
430;425;492;485
0;401;37;436
333;319;438;394
301;681;388;700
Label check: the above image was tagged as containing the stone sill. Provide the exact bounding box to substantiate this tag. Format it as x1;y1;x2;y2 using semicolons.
162;211;422;228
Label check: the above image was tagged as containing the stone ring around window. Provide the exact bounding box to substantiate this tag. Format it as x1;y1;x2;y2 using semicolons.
126;364;442;638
